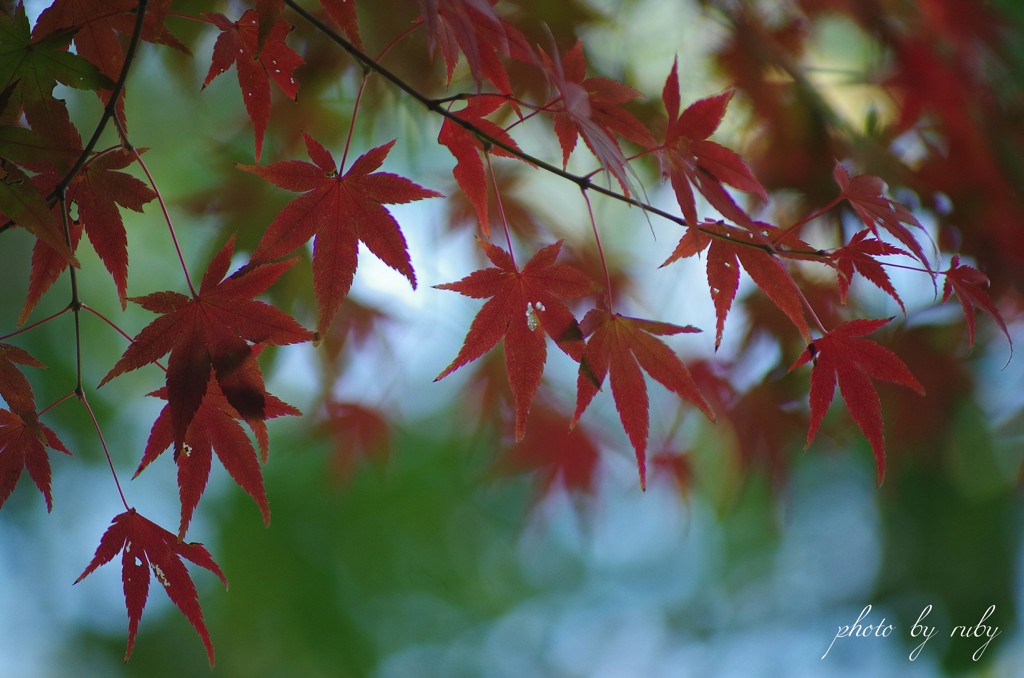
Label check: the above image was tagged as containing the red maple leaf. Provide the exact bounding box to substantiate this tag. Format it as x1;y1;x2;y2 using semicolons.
789;317;924;484
0;163;77;271
0;408;72;511
829;229;908;313
321;401;391;483
662;220;810;348
438;95;524;237
18;218;81;326
0;4;113;143
136;375;299;538
418;0;530;92
240;132;443;337
572;309;715;489
942;255;1013;351
0;342;44;415
496;403;600;498
538;40;655;195
833;162;932;272
435;240;595;440
320;0;364;51
24;148;157;316
34;0;187;83
655;58;766;229
75;508;228;666
203;10;304;161
100;236;312;453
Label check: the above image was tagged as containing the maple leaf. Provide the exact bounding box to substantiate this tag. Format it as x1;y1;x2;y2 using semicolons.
0;3;112;139
321;401;391;483
20;148;157;318
655;58;766;229
833;163;932;272
0;342;44;414
438;95;524;237
572;310;714;489
538;40;655;195
435;240;595;440
69;148;156;307
418;0;530;92
203;10;305;161
240;133;443;337
100;236;312;453
495;403;600;498
34;0;187;83
18;218;82;326
829;229;908;313
0;408;72;512
662;220;810;348
789;318;925;484
0;162;76;267
320;0;364;51
75;508;228;665
942;255;1013;352
137;376;300;538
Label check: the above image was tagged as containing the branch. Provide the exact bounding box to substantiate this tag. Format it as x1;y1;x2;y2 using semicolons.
280;0;826;262
0;1;149;234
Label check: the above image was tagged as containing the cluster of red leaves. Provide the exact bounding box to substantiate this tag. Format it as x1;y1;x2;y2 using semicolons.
1;0;1018;668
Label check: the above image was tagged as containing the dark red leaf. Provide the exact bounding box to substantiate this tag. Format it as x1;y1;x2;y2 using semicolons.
75;508;228;666
0;343;45;415
655;59;766;228
320;0;364;51
240;134;443;337
663;221;810;347
69;149;157;308
100;236;311;452
833;162;932;273
829;229;908;313
417;0;530;92
436;240;596;439
34;0;187;83
573;309;714;489
538;41;655;196
203;10;304;161
789;318;924;484
438;95;524;237
0;408;72;512
942;255;1013;352
137;377;298;537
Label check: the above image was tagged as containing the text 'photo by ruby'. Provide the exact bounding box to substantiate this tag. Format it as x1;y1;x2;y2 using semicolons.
823;604;1002;663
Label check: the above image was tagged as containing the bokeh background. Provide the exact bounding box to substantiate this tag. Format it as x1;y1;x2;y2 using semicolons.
2;0;1023;676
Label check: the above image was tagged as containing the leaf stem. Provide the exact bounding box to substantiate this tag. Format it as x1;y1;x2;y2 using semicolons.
340;72;369;173
278;0;829;267
0;306;71;341
120;127;198;297
776;195;842;242
581;188;614;309
79;391;131;512
486;152;516;268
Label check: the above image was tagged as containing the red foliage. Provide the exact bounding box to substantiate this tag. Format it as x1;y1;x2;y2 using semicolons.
790;318;925;484
573;310;714;489
203;10;304;161
655;58;766;229
100;236;311;452
75;508;228;665
436;240;595;439
240;133;443;337
1;0;1019;665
